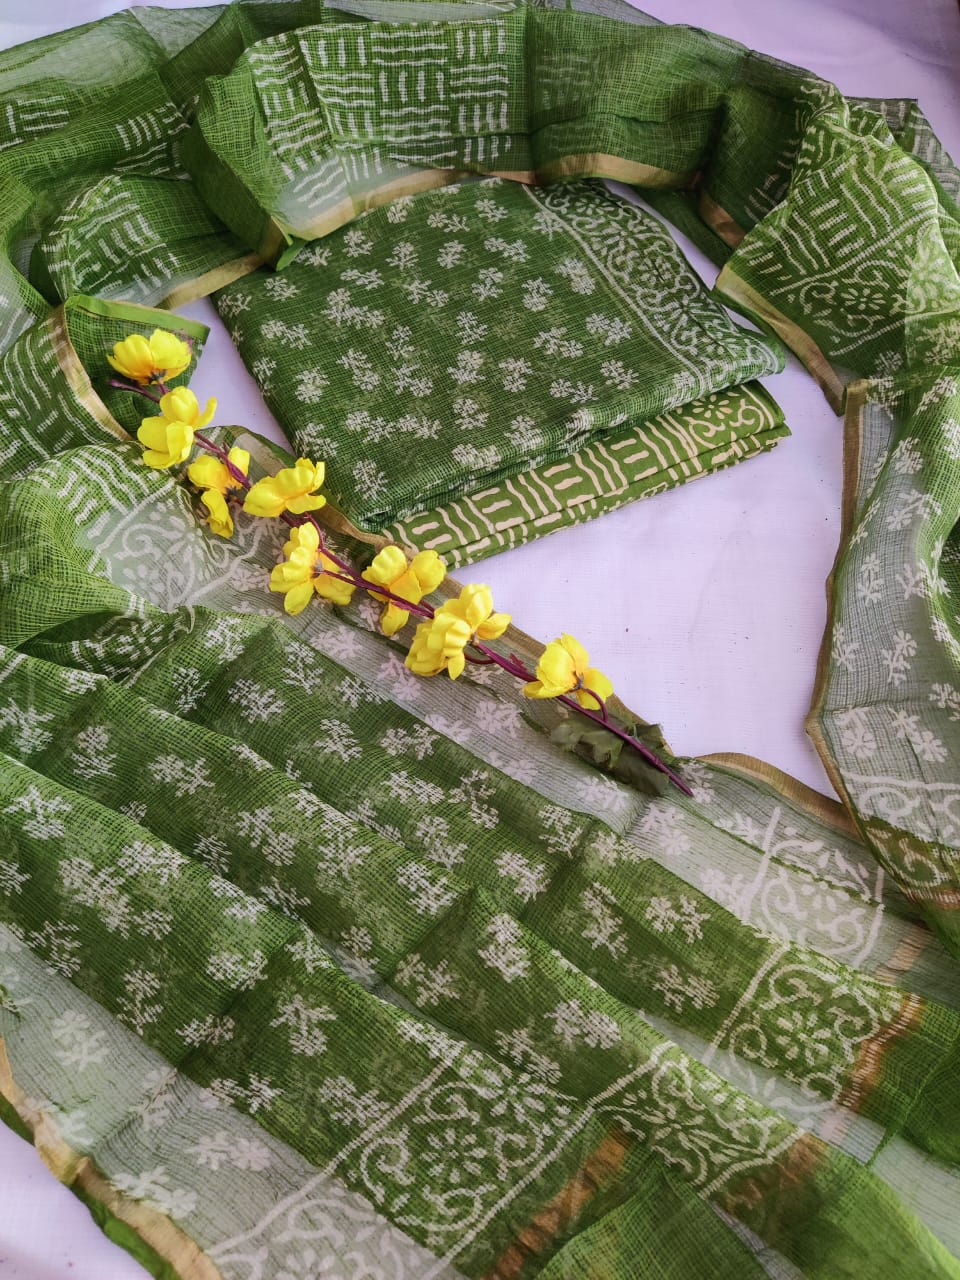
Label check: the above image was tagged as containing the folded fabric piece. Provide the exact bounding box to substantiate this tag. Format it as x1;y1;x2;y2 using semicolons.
715;98;960;406
216;176;782;536
181;1;831;262
383;381;786;566
809;369;960;959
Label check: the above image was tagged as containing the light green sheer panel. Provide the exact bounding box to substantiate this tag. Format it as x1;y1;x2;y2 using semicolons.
811;370;960;960
0;298;959;1279
716;100;960;404
705;78;960;951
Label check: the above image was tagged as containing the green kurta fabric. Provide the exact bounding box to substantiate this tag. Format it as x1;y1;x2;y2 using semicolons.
214;175;783;543
0;3;959;1279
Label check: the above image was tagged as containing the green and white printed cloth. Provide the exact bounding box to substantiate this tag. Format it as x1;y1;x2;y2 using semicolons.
0;297;958;1280
215;175;783;544
0;2;959;1279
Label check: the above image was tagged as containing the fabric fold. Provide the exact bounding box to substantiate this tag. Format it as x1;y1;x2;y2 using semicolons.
215;175;783;542
0;5;959;1278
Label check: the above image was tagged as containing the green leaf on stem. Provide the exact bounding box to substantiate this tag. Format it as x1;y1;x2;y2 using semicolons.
549;717;671;796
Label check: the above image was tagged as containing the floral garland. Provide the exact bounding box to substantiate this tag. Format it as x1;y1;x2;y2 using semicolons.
109;329;690;794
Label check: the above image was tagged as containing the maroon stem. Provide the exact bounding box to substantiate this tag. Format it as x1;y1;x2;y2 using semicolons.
473;641;690;795
109;379;161;403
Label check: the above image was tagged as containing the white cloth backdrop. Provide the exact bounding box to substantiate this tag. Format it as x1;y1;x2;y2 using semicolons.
1;1;959;1275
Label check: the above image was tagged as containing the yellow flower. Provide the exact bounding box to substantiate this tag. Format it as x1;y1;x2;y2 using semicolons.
523;632;613;708
244;458;326;519
315;551;356;607
108;328;192;385
188;446;250;538
136;387;217;469
268;523;355;614
405;583;510;679
362;545;447;636
200;489;234;539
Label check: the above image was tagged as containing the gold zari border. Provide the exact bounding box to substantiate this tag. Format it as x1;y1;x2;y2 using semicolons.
716;268;845;413
0;1039;222;1280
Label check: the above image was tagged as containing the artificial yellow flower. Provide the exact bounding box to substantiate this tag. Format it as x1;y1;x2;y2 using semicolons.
362;545;447;636
188;446;250;538
136;387;217;469
523;632;614;708
405;583;510;679
269;523;355;615
315;551;356;607
244;458;326;519
199;489;234;539
108;329;192;385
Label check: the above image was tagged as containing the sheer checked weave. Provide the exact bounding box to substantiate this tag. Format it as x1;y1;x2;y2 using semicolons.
1;299;959;1280
215;177;783;543
0;2;959;1279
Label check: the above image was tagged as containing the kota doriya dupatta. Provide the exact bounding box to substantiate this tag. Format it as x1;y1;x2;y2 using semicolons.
0;4;959;1280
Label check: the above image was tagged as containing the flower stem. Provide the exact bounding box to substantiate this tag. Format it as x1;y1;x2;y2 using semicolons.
556;694;691;795
109;379;161;403
190;432;688;794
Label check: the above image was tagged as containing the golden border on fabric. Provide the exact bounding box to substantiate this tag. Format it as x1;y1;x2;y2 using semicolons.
261;156;694;263
871;929;937;988
804;379;868;813
697;191;746;247
717;1130;826;1218
49;306;130;444
319;502;388;550
68;294;208;338
532;154;697;189
839;992;924;1115
716;268;845;413
162;254;264;310
0;1038;221;1280
480;1127;631;1279
700;751;853;834
271;170;470;261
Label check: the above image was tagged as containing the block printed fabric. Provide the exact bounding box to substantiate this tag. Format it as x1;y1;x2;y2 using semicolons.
0;4;958;1280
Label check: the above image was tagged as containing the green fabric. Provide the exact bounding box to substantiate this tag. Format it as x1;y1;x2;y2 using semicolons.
0;295;958;1280
715;96;960;388
383;381;786;567
180;4;825;258
214;175;782;541
0;3;959;1279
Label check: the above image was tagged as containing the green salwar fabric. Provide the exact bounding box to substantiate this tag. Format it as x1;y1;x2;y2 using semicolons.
0;3;959;1280
382;381;786;567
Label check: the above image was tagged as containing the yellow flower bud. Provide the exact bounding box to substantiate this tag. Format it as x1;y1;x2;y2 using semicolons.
268;522;354;614
404;583;509;679
136;388;217;469
136;419;195;470
523;633;613;707
362;545;447;636
189;446;249;538
200;489;235;538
